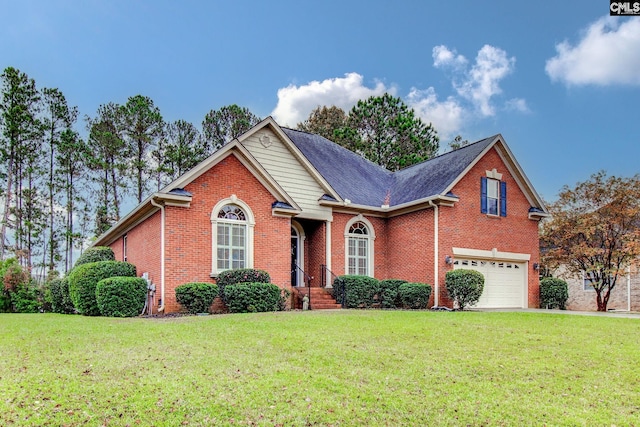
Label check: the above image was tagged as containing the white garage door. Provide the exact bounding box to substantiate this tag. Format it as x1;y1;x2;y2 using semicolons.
453;258;526;308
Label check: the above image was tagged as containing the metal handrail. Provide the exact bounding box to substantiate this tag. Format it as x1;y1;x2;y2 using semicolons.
293;262;313;309
320;264;345;308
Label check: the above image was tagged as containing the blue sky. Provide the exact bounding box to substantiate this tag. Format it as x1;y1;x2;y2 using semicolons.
1;1;639;202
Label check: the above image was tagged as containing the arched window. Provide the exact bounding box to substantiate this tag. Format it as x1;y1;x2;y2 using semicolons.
211;196;255;275
344;216;375;277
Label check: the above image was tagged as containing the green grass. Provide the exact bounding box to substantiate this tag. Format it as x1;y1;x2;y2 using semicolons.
1;311;639;426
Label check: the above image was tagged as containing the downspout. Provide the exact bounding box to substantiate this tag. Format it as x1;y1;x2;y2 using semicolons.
150;197;166;313
627;265;631;312
429;201;439;308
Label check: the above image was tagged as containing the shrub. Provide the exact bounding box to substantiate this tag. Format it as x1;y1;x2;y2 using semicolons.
10;282;40;313
216;269;270;304
73;246;115;269
333;275;380;308
398;283;432;309
175;282;219;314
68;261;136;316
445;269;484;310
540;277;568;310
378;279;408;308
278;288;291;311
96;277;147;317
224;282;281;313
49;277;75;314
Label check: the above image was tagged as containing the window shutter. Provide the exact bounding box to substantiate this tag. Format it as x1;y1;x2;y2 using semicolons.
500;181;507;217
480;177;488;214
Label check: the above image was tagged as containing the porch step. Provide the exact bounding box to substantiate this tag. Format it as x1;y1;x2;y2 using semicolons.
308;288;341;310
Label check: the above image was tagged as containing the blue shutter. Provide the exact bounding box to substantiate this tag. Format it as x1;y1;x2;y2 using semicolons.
500;181;507;217
480;177;488;214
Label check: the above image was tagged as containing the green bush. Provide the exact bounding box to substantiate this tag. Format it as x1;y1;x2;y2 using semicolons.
50;277;75;314
216;269;270;304
378;279;408;308
73;246;115;269
10;282;40;313
445;269;484;310
540;277;568;310
96;277;147;317
224;282;281;313
333;275;380;308
398;283;432;309
68;261;136;316
175;282;219;314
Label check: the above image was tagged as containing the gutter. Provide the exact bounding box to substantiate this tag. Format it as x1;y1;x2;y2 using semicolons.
429;200;439;308
150;197;166;313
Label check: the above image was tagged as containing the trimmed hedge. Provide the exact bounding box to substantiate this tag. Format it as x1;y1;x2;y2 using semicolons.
216;269;271;304
74;246;115;269
50;277;75;314
175;282;219;314
68;261;136;316
379;279;408;308
398;283;432;309
540;277;568;310
224;282;281;313
445;269;484;310
333;275;380;308
96;277;147;317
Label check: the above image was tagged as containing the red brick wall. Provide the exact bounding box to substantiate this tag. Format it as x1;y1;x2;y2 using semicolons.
330;213;387;279
438;147;541;307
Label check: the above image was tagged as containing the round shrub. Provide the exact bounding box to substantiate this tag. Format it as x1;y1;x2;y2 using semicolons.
175;282;219;314
73;246;115;269
378;279;408;308
398;283;432;309
445;269;484;310
68;261;136;316
96;277;147;317
540;277;568;309
216;269;270;304
224;282;281;313
333;275;380;308
50;277;75;314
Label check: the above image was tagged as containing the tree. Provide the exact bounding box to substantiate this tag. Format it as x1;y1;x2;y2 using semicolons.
333;93;438;171
119;95;164;203
201;104;261;151
541;172;640;311
448;135;470;151
0;67;42;267
156;120;205;186
297;105;347;141
86;102;128;233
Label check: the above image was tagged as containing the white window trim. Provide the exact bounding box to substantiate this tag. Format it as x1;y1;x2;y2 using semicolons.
583;272;596;292
344;214;376;277
210;195;255;276
291;220;306;287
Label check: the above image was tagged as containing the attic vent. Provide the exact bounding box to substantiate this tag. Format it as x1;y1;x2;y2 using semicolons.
259;134;272;148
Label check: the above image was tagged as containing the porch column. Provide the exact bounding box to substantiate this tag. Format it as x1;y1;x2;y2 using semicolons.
325;219;332;288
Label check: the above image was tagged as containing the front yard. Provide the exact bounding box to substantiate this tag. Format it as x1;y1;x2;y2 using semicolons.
1;310;639;426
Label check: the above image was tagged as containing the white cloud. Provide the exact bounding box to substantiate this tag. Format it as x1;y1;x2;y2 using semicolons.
406;87;464;140
433;44;516;117
546;16;640;86
271;73;391;126
432;45;467;69
505;98;530;113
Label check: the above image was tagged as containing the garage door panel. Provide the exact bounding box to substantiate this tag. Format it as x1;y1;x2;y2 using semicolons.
453;258;526;308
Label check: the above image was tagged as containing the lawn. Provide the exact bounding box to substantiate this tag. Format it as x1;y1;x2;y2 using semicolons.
1;310;639;426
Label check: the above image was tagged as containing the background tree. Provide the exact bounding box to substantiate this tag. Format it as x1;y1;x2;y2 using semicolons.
335;93;439;171
201;104;261;152
0;67;42;267
297;105;347;141
448;135;470;151
155;119;205;185
86;102;128;234
541;172;640;311
40;87;78;275
119;95;164;203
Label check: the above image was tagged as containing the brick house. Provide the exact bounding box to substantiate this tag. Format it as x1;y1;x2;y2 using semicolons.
562;266;640;311
92;117;548;313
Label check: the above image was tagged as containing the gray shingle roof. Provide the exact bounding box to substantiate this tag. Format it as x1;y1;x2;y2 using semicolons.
283;128;496;208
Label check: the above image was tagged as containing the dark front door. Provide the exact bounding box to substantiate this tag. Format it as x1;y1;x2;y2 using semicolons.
291;227;299;287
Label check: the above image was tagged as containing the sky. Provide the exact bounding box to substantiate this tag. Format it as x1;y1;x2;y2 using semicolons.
1;0;639;203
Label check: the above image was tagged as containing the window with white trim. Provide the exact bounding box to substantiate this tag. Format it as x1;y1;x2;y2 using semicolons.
481;175;507;217
211;196;255;276
344;216;375;277
583;272;596;291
